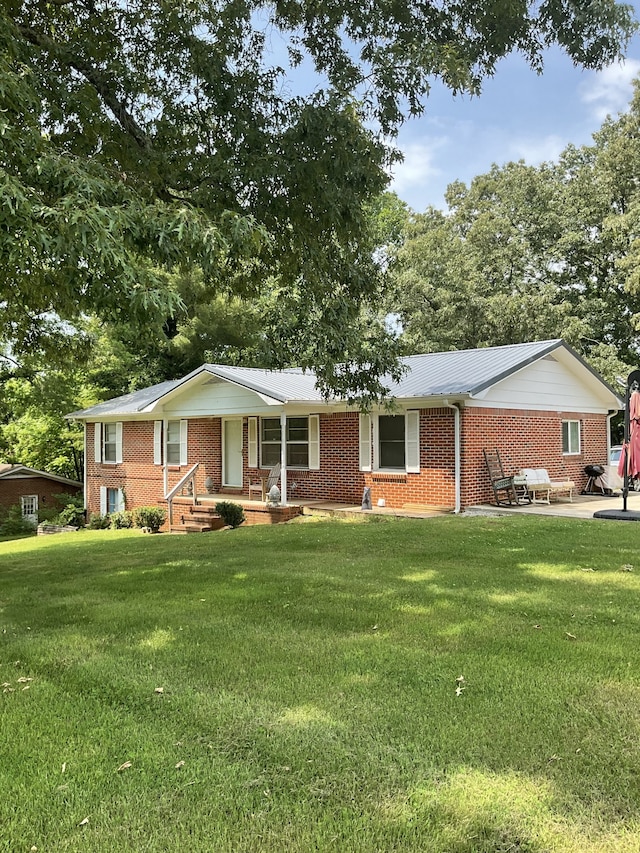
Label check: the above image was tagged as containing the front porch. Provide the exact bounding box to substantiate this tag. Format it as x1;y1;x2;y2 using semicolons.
168;493;304;532
167;491;451;532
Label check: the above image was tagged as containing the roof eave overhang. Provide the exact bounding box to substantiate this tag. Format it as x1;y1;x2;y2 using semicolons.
0;465;82;487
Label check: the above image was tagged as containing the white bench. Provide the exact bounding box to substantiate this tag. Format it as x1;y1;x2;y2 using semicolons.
520;468;575;504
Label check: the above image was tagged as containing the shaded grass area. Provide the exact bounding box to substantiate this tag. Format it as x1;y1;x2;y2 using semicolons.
1;516;640;851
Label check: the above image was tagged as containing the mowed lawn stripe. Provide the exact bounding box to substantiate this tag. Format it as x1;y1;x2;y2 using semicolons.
1;516;639;852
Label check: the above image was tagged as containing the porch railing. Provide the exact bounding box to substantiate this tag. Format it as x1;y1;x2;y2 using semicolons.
165;462;200;526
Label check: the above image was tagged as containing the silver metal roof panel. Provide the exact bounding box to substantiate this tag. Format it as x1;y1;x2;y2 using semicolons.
67;339;620;418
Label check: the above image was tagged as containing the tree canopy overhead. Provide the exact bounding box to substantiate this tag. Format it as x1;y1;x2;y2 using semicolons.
1;0;636;397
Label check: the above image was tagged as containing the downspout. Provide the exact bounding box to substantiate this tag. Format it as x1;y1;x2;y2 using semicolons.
445;403;462;514
280;411;288;505
606;410;617;459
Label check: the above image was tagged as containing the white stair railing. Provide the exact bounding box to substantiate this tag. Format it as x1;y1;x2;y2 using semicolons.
166;462;200;525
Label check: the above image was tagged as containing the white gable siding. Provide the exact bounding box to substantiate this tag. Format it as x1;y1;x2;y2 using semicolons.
468;355;613;413
162;378;279;417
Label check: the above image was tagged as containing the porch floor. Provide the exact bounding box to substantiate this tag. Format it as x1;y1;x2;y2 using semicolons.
195;493;450;520
171;489;640;526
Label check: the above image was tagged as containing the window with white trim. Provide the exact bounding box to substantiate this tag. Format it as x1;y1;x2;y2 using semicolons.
166;420;182;464
100;486;125;515
153;419;188;466
103;423;118;462
107;487;121;514
379;415;405;469
21;495;38;522
361;411;420;473
95;422;122;463
260;416;319;469
562;419;581;454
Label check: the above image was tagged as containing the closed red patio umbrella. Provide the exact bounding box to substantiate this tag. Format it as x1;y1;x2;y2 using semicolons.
618;389;640;481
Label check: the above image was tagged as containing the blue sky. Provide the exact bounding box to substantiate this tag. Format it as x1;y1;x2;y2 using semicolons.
388;18;640;212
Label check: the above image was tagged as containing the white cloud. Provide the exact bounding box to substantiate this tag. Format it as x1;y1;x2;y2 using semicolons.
507;134;567;165
387;139;445;197
580;60;640;121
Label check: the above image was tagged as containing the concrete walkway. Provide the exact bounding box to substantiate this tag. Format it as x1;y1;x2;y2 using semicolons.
302;491;640;522
466;490;640;520
205;491;640;522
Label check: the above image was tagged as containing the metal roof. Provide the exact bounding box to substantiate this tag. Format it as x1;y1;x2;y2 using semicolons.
66;378;183;418
67;339;620;418
393;339;564;396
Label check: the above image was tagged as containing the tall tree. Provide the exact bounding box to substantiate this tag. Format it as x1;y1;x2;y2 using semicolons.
388;165;590;355
385;81;640;387
1;0;635;398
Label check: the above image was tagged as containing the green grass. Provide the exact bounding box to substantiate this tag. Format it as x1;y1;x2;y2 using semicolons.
1;515;640;852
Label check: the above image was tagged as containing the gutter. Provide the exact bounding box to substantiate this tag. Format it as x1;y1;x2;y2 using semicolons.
607;409;617;459
445;402;462;514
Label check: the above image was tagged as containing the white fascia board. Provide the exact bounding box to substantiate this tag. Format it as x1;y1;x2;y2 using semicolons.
140;371;286;414
0;466;82;486
345;395;469;413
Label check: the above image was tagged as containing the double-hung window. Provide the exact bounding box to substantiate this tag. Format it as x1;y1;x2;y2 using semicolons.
153;420;188;465
562;420;580;454
103;423;118;462
95;422;122;464
166;420;182;464
359;411;420;473
261;417;309;468
255;416;320;469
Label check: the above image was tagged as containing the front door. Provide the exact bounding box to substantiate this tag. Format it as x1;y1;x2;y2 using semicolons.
223;419;243;488
21;494;38;527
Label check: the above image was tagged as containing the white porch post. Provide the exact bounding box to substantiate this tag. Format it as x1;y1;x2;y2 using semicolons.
163;418;168;498
280;411;287;505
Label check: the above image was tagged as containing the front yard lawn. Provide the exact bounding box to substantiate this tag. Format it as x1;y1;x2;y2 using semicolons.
1;515;640;852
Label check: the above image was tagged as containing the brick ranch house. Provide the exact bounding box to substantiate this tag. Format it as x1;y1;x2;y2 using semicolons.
67;339;622;522
0;464;82;525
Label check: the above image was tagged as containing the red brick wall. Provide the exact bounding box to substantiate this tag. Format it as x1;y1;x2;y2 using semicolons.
243;410;455;509
86;407;609;515
86;420;222;516
0;477;80;513
461;407;609;506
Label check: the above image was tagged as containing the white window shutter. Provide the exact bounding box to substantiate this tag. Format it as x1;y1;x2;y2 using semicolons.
115;422;123;464
94;422;102;463
359;414;372;472
99;486;107;516
117;488;126;512
308;415;320;470
248;417;258;468
180;419;188;466
154;421;163;465
406;410;420;473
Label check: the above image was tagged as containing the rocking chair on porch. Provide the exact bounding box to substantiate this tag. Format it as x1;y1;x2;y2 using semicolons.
483;449;519;507
248;463;281;502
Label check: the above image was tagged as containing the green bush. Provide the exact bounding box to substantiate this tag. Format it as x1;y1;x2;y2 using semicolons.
132;506;167;533
87;513;111;529
109;510;134;530
56;501;87;527
214;501;245;528
0;504;36;536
